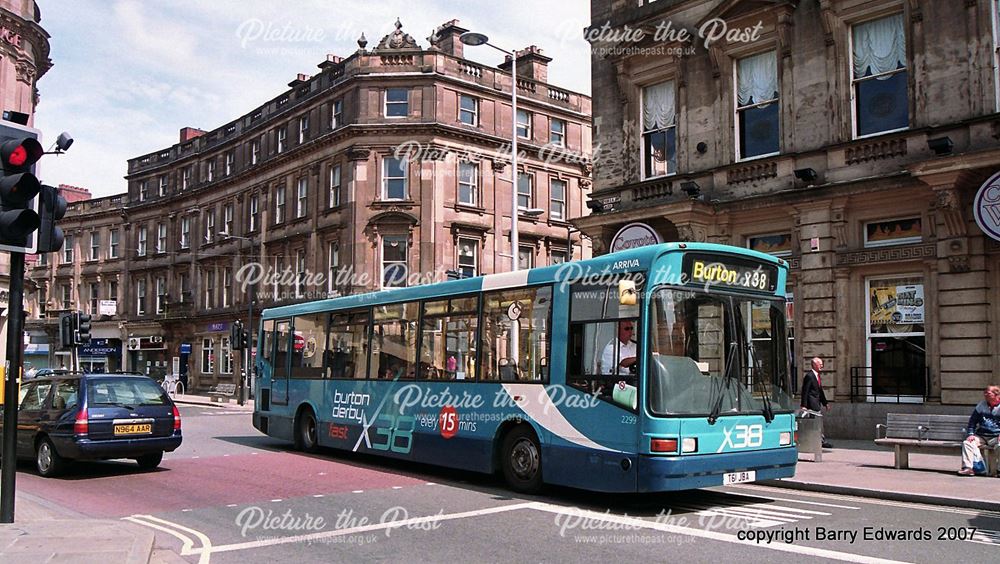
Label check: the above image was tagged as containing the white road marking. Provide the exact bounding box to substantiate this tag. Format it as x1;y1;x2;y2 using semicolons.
725;488;860;509
125;514;213;564
392;486;403;490
270;499;282;502
969;528;1000;546
527;502;910;563
192;502;540;555
352;490;364;493
736;485;1000;518
312;494;324;498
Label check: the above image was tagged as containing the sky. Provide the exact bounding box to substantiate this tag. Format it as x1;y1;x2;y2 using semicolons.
32;0;593;198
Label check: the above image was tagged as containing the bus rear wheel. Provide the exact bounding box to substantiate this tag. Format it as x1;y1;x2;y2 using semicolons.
501;426;543;494
294;409;319;453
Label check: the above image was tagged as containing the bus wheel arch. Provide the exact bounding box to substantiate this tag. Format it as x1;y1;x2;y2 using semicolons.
293;404;320;453
497;422;544;494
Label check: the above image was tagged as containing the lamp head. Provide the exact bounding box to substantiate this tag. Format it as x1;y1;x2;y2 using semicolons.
793;168;818;183
459;32;489;46
927;136;953;156
680;180;701;198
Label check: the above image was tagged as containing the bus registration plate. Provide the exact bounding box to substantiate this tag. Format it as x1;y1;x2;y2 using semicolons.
722;471;755;485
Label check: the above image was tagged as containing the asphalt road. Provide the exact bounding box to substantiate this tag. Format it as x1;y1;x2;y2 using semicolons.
14;404;1000;563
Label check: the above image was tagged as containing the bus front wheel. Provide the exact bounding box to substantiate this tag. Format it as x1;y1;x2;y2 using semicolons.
501;426;543;494
294;409;319;453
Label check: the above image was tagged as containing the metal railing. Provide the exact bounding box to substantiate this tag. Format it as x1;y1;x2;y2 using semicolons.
850;366;930;403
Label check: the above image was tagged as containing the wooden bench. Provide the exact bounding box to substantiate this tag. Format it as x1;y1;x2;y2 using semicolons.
874;413;1000;476
208;383;237;403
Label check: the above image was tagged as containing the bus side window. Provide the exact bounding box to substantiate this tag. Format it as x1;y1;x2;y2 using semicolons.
328;310;369;379
371;302;418;380
291;312;328;379
481;286;551;383
274;320;291;379
262;319;275;363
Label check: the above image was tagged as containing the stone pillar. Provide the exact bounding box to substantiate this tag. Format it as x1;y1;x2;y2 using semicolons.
794;203;838;400
929;182;992;404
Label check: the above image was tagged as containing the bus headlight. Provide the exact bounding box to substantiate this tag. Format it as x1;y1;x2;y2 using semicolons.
780;432;792;446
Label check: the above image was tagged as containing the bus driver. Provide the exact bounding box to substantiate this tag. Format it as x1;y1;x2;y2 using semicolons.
601;321;637;375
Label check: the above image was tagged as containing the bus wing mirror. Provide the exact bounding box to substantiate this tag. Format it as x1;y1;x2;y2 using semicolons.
619;280;637;306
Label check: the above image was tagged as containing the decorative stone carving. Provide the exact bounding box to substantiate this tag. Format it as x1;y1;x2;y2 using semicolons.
844;138;907;165
819;0;838;46
14;58;35;85
707;45;724;78
948;255;970;273
347;146;371;161
934;188;966;239
357;33;368;50
835;244;935;266
777;12;793;59
676;224;707;242
727;161;777;184
579;178;592;190
491;160;506;173
376;19;419;51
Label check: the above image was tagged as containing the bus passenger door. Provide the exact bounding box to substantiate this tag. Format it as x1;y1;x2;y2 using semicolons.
271;319;292;404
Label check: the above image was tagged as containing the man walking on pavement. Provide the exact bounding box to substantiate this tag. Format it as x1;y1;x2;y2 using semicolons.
801;356;832;448
958;385;1000;476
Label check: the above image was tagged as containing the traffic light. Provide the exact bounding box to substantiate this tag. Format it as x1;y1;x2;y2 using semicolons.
0;132;43;252
75;312;92;345
36;184;66;253
59;313;74;349
231;320;245;350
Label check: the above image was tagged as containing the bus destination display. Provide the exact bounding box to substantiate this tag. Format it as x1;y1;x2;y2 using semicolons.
683;254;778;292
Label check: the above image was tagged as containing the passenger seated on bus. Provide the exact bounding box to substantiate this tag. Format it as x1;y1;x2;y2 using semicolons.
601;321;637;376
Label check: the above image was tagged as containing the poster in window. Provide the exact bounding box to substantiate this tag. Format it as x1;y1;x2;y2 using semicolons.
748;233;792;256
865;218;921;246
870;282;924;330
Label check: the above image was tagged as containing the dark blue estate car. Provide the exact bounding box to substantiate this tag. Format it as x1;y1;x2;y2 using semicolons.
0;373;182;477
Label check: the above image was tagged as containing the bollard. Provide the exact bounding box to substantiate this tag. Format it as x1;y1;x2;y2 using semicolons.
797;410;823;462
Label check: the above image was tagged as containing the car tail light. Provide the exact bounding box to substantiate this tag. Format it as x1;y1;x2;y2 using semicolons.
173;404;181;431
681;437;698;453
650;438;678;453
793;431;799;444
74;409;88;435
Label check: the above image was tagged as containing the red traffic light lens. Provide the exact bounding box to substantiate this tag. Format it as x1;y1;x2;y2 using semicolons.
8;146;27;167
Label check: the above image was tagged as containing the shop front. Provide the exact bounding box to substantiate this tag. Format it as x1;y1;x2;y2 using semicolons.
79;339;123;373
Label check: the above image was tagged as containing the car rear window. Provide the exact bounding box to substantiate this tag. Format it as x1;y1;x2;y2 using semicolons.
87;378;168;407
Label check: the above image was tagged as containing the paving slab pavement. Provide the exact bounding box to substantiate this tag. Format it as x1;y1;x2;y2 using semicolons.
768;439;1000;512
0;491;155;564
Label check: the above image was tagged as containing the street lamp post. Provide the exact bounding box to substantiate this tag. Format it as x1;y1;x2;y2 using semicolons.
460;31;521;271
223;232;253;406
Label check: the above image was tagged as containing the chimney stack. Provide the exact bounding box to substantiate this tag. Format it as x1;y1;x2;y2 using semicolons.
499;45;552;83
179;127;207;143
433;19;469;58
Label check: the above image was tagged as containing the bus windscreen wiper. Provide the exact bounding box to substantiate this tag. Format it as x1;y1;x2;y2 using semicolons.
747;343;774;423
708;342;737;424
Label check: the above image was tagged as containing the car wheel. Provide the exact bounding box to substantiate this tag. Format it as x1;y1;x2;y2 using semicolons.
136;452;163;470
36;438;66;478
295;409;319;452
501;426;543;494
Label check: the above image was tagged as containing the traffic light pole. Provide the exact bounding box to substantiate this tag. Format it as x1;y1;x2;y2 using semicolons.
1;252;26;523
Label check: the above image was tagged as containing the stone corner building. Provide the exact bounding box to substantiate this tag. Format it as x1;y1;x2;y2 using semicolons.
581;0;1000;437
0;0;49;374
24;19;593;390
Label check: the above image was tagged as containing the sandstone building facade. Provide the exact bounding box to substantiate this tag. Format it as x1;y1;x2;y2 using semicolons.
581;0;1000;436
25;20;592;389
